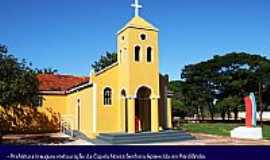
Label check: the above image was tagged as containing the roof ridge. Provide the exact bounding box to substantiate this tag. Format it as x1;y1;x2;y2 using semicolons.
38;74;88;78
37;74;90;93
117;16;159;34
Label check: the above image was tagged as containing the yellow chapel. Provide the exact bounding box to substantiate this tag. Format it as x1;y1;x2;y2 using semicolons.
36;0;173;139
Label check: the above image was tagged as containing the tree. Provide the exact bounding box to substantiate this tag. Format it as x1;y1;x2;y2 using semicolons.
216;96;242;120
0;44;8;54
256;61;270;128
91;52;117;72
169;81;193;118
172;99;188;119
181;60;218;120
180;52;270;122
169;81;206;119
0;44;41;141
35;68;58;74
212;53;270;125
0;44;40;107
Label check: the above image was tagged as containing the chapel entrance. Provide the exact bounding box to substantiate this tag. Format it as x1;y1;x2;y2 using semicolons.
135;86;151;132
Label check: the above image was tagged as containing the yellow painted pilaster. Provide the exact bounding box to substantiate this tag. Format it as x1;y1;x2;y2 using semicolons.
127;98;135;133
120;98;126;132
167;97;173;129
151;98;159;132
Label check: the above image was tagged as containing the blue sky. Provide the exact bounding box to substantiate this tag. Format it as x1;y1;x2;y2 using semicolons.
1;0;270;80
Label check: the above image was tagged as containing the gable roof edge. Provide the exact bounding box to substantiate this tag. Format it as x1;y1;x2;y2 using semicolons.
95;62;119;76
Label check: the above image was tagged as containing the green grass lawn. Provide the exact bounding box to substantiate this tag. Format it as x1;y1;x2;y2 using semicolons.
181;123;270;140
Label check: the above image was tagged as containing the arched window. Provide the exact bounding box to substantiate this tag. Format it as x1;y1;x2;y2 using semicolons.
147;47;152;62
104;87;112;105
134;46;141;62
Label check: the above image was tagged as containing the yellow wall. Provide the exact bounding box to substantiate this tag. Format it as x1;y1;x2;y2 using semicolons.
117;18;160;99
66;87;93;137
116;17;161;133
39;95;67;116
0;95;67;116
38;87;95;138
167;97;173;129
92;64;122;133
37;16;164;137
6;16;172;138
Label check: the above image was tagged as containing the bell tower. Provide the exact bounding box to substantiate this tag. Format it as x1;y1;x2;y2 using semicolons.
117;0;161;133
117;0;160;99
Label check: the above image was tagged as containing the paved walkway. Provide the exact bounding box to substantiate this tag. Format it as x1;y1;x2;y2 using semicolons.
2;133;270;145
53;139;93;146
144;133;270;145
66;133;270;145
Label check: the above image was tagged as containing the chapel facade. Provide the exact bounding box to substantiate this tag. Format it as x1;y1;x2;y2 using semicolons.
37;0;173;138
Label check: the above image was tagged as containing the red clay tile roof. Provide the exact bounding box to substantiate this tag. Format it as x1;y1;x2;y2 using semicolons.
37;74;89;92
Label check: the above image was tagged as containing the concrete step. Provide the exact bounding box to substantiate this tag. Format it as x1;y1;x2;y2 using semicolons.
99;130;187;137
98;132;189;141
95;130;193;144
102;135;193;144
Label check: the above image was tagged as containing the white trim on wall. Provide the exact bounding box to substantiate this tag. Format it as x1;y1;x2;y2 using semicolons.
133;84;160;99
102;86;113;107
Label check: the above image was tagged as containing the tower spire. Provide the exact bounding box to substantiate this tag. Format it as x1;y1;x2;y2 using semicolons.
131;0;142;17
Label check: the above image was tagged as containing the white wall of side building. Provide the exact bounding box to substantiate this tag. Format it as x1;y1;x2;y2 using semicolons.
238;111;270;121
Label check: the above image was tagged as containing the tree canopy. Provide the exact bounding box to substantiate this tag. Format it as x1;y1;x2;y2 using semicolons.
35;68;58;74
0;44;40;107
169;81;190;118
91;52;117;72
171;52;270;121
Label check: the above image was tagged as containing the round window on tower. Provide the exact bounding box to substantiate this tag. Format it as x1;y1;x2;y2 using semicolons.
140;34;147;41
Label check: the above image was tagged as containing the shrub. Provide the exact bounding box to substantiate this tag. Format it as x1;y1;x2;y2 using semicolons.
0;107;60;134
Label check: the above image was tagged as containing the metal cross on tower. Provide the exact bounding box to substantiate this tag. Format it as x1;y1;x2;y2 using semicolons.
131;0;142;17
